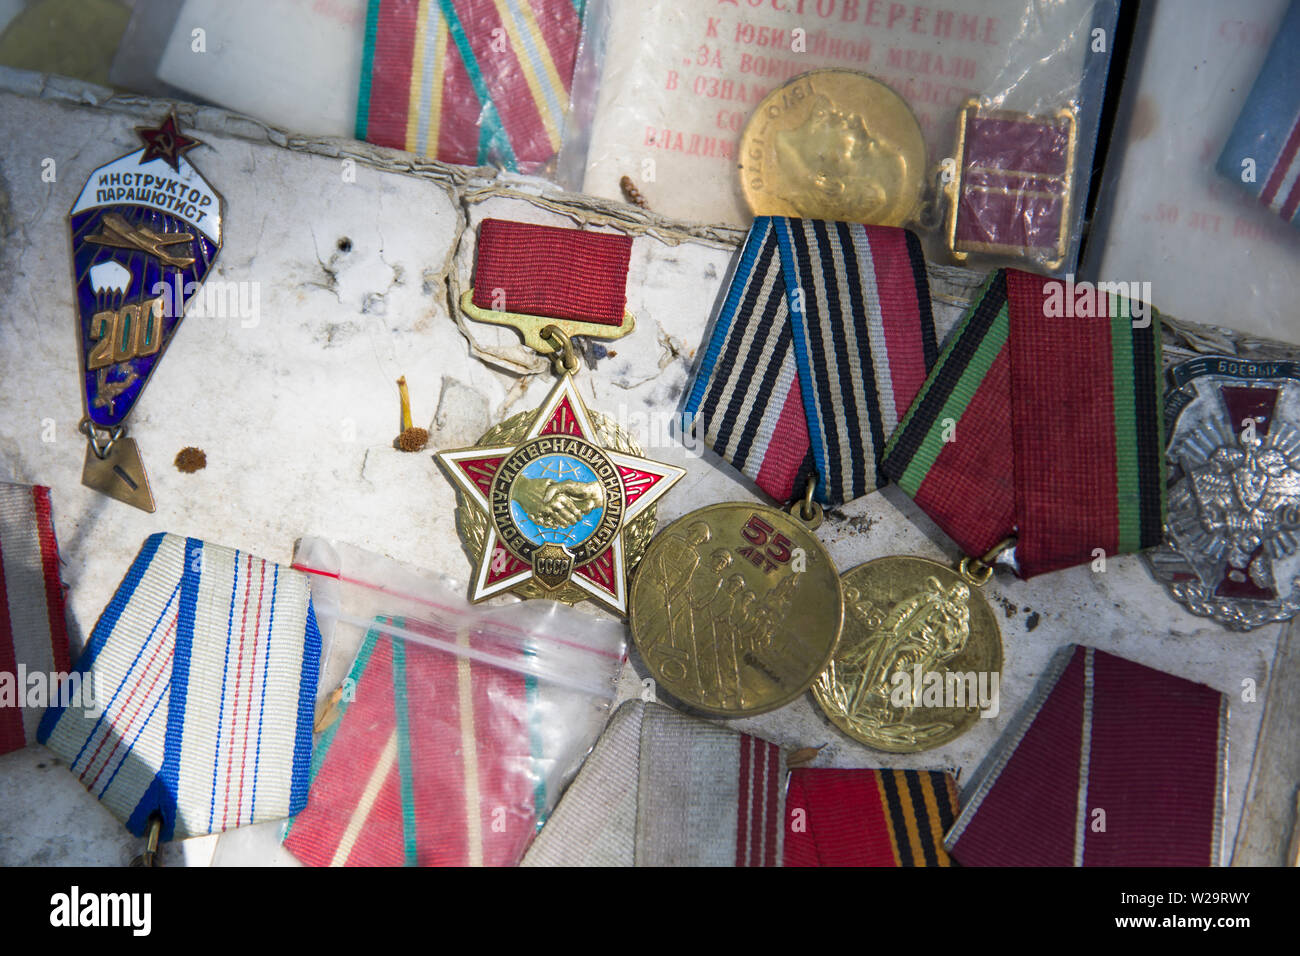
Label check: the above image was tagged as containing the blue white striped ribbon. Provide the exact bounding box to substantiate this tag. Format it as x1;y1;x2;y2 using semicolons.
684;217;937;507
38;533;320;840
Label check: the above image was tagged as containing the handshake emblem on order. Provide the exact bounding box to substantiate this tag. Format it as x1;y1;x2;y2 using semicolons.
511;476;606;529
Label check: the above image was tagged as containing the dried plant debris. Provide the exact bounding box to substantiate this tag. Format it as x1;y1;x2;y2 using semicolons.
174;447;206;473
397;427;429;452
787;744;828;769
620;175;649;209
394;375;429;452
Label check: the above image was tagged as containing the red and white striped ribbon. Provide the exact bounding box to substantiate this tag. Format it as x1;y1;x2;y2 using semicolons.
0;483;72;755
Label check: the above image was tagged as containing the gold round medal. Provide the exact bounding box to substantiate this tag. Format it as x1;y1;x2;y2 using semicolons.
630;502;843;717
813;555;1003;753
738;69;926;226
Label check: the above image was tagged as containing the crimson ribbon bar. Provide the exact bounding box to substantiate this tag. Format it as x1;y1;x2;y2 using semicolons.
945;645;1227;867
684;217;937;507
881;269;1165;578
471;217;632;324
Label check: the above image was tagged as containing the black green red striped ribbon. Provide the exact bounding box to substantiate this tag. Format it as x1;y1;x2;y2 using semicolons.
881;269;1165;578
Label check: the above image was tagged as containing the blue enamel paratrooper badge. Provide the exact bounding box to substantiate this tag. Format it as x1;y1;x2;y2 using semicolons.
69;113;223;511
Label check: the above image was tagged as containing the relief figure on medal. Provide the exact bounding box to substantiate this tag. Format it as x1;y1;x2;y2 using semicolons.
773;95;906;222
835;576;972;741
509;454;606;541
638;520;802;709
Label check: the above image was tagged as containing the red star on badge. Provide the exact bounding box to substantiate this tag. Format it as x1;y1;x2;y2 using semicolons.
136;113;200;171
437;375;685;615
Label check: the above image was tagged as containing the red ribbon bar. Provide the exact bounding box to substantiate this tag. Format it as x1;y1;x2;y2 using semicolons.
947;646;1226;867
470;218;632;325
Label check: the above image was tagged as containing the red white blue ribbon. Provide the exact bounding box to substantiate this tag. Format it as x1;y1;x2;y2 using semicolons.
1217;2;1300;227
38;533;320;839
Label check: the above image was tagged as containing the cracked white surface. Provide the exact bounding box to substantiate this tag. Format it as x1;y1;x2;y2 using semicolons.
0;82;1283;866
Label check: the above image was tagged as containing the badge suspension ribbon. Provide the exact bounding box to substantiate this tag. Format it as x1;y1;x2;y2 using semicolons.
69;114;224;513
881;268;1167;579
438;218;684;616
38;534;321;861
630;218;938;720
684;215;938;511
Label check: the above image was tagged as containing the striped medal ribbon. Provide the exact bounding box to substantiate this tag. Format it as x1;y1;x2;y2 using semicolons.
520;700;785;867
684;217;937;508
0;483;72;756
784;768;961;867
946;645;1228;867
881;269;1166;578
283;620;539;867
38;533;320;840
358;0;583;173
1216;1;1300;227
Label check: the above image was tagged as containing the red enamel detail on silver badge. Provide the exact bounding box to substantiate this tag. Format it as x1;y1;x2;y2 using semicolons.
456;457;505;498
574;548;615;594
540;397;584;438
1218;386;1279;438
617;465;663;506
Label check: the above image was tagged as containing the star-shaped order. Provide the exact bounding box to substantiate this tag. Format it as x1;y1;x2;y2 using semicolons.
438;375;685;615
136;113;200;171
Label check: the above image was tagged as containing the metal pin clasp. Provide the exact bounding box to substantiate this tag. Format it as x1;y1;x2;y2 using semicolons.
540;325;580;378
79;417;125;460
958;536;1017;587
787;475;824;530
129;814;163;867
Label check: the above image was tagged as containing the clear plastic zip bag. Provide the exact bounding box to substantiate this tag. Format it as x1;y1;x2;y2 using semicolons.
212;537;625;866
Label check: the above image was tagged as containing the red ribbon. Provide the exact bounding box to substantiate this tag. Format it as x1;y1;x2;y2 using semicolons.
471;218;632;325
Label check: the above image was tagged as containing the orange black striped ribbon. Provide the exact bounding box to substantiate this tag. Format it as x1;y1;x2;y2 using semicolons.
784;768;960;867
